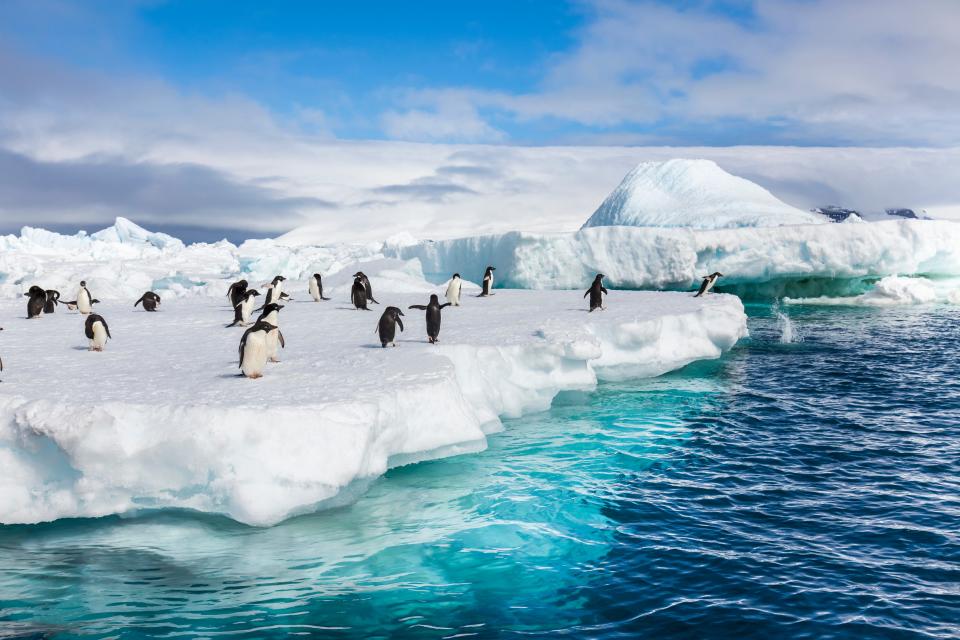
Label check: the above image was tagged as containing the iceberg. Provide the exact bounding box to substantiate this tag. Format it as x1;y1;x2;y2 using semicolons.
0;289;746;526
582;159;826;229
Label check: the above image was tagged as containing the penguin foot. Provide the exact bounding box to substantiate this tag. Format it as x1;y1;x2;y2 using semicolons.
247;373;263;379
269;357;280;363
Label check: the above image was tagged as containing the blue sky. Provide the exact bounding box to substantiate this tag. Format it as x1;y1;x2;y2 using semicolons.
0;0;957;240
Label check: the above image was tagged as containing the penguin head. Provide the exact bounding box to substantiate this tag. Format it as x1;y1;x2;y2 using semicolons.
313;273;321;279
262;303;284;313
429;294;439;304
238;279;248;287
711;272;723;278
452;273;461;279
596;273;605;281
247;289;261;298
80;280;87;287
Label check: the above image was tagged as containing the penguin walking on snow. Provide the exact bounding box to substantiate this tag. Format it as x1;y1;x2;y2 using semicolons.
309;273;330;301
409;294;452;344
85;313;111;351
25;286;46;319
694;272;723;297
255;302;286;362
584;274;608;312
44;290;60;314
228;289;260;326
376;307;404;347
354;272;379;304
134;291;161;311
445;273;462;306
227;279;248;308
351;276;370;310
478;266;496;297
238;320;276;379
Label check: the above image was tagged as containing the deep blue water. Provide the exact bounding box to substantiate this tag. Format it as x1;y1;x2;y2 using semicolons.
2;304;959;639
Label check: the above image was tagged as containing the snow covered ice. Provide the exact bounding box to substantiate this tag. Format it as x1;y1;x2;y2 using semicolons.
0;286;746;526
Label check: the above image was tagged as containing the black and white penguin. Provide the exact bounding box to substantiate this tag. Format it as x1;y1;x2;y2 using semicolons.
376;307;404;347
351;276;370;310
409;294;452;344
694;272;723;297
584;274;608;312
308;273;329;301
228;289;260;327
43;290;60;314
479;266;496;297
25;286;46;319
134;291;161;312
254;302;285;362
264;286;290;305
75;280;94;314
238;320;277;379
353;272;379;304
227;279;248;308
84;313;111;351
445;273;462;306
0;326;4;376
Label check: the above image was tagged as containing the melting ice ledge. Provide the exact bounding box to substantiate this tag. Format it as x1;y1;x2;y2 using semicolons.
0;290;746;526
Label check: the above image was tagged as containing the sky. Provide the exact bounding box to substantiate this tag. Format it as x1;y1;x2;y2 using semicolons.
0;0;958;242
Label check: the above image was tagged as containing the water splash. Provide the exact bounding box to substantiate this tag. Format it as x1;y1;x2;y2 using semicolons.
773;300;803;344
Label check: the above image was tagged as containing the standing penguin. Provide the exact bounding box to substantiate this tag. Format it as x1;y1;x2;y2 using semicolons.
85;313;111;351
263;276;290;305
75;280;94;314
227;279;248;308
255;303;286;362
308;273;330;301
238;320;276;379
134;291;162;312
44;290;60;314
376;307;404;347
351;276;370;310
228;289;260;326
409;294;452;344
445;273;463;306
584;274;608;312
479;266;496;297
354;272;379;304
25;286;47;319
694;272;723;297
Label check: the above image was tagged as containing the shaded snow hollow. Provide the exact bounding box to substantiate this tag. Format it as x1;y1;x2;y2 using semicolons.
582;159;826;229
0;289;746;526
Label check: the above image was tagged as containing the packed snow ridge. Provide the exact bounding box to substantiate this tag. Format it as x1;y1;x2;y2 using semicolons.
0;288;747;526
581;159;826;229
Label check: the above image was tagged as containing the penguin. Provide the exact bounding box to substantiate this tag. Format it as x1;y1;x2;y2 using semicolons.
227;279;248;308
44;290;60;314
694;272;723;297
228;289;260;327
376;307;404;348
254;303;286;362
76;281;94;314
353;272;379;304
25;286;46;319
445;273;462;306
408;294;452;344
134;291;161;312
85;313;111;351
238;320;277;379
0;326;3;376
266;275;286;296
308;273;330;301
584;274;608;312
351;276;370;310
264;285;291;305
479;266;496;297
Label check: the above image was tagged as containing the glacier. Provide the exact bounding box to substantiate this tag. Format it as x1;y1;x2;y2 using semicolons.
0;288;746;526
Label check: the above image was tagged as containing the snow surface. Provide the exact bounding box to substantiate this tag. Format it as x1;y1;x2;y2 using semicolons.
581;159;826;229
0;287;746;526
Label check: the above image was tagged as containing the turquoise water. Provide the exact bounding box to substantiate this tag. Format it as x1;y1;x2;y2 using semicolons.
2;304;959;638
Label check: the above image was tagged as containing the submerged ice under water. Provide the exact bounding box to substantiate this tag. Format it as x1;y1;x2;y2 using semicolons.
1;304;958;639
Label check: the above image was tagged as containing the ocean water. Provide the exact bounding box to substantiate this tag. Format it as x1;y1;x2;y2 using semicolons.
1;304;958;639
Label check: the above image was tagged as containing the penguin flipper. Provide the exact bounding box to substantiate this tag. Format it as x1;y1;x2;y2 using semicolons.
134;296;144;307
408;305;427;310
583;290;589;298
397;318;404;332
440;303;452;309
278;330;285;349
601;287;608;294
103;320;112;339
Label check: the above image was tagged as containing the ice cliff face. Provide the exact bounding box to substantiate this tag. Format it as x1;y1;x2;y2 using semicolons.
581;159;826;229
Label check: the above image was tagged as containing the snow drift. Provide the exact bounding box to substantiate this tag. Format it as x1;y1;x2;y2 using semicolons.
0;290;746;526
582;159;825;229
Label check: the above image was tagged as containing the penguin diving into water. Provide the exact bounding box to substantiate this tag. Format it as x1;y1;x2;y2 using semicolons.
584;274;608;312
309;273;330;301
25;286;46;319
134;291;161;311
44;290;60;314
227;279;248;308
238;320;277;379
376;307;404;347
353;272;378;304
445;273;462;306
254;302;286;363
694;272;723;297
228;289;260;327
351;276;370;310
409;294;452;344
478;266;496;297
85;313;111;351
